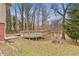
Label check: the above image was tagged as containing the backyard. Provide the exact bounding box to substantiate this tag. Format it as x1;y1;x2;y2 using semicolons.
1;34;79;56
1;3;79;56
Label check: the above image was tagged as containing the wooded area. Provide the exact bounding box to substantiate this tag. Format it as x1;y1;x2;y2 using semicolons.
6;3;79;44
1;3;79;56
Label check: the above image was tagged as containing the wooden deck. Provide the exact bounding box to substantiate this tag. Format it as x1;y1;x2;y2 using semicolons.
22;33;43;39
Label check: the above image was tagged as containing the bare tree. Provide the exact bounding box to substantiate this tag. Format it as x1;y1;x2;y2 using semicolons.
6;4;12;33
41;4;47;29
17;3;24;31
24;3;32;31
51;3;71;40
31;5;37;31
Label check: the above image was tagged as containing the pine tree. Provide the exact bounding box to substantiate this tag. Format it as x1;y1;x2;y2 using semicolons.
64;6;79;43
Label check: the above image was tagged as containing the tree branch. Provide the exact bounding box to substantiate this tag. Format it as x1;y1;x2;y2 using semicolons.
54;9;63;16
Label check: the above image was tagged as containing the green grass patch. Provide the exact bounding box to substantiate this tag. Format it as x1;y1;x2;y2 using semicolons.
11;39;79;56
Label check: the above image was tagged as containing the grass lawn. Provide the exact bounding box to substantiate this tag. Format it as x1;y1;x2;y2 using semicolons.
0;42;17;56
10;37;79;56
1;36;79;56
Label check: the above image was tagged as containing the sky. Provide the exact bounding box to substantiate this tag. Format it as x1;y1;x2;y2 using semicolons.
10;3;62;22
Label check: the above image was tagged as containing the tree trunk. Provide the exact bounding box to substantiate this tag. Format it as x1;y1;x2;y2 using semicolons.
75;39;78;45
62;16;65;40
14;4;17;32
6;5;12;33
21;4;24;31
62;31;65;40
21;14;24;31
